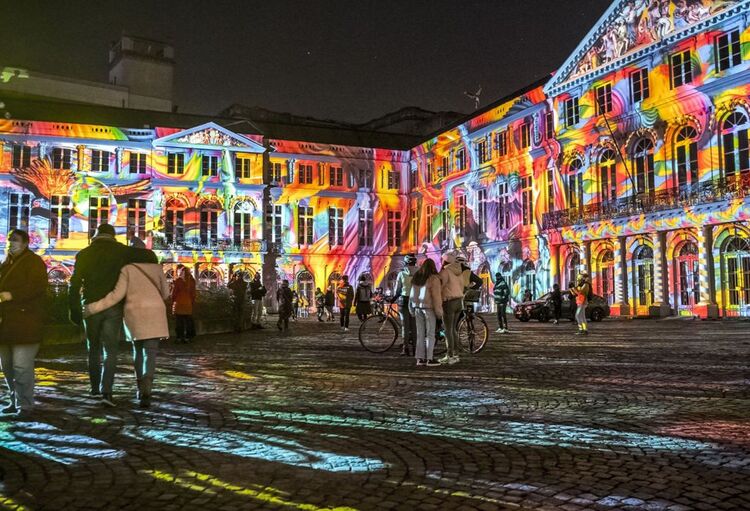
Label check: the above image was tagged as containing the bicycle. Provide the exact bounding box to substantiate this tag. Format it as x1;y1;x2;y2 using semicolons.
358;301;447;356
456;300;489;354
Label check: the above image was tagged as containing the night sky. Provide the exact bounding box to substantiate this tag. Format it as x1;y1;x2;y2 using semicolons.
0;1;608;123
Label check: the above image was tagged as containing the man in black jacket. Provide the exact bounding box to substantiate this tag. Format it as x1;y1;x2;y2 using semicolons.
248;273;266;329
69;224;151;406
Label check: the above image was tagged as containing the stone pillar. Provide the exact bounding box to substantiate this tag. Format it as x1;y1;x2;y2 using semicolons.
611;236;630;316
650;231;671;316
583;240;593;279
695;224;720;319
550;244;561;287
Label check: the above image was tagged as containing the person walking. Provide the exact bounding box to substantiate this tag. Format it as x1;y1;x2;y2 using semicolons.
0;229;48;417
570;271;591;335
69;223;149;406
324;285;335;321
291;290;299;322
82;240;169;408
355;275;373;321
336;276;354;332
550;283;563;324
493;273;510;333
394;254;417;356
409;259;443;367
248;273;267;329
438;252;464;365
172;266;196;344
315;287;325;322
228;273;248;333
276;280;293;332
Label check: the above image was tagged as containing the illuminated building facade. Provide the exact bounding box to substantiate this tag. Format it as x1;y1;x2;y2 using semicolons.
1;0;749;318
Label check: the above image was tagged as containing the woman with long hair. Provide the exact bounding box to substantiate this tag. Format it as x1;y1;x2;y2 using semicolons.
409;258;443;366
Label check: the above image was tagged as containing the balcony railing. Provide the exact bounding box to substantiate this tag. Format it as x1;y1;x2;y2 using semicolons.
152;237;267;252
542;175;750;230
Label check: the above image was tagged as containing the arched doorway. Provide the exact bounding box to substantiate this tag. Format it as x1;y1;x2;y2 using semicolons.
632;245;654;314
721;235;750;317
327;271;342;291
521;259;536;300
296;270;314;310
565;250;581;289
674;241;699;315
596;249;615;305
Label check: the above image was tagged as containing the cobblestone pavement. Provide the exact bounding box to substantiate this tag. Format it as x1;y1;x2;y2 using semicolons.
1;316;749;511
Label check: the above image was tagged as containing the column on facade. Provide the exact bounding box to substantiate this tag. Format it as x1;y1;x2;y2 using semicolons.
76;145;86;172
115;148;122;175
651;231;670;316
550;244;561;287
612;236;630;316
696;224;719;318
583;240;593;278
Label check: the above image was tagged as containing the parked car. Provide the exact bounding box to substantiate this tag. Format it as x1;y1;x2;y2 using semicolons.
514;291;610;322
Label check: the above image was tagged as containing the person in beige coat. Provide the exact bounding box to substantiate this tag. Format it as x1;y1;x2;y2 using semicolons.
409;258;443;366
83;240;169;408
438;252;465;364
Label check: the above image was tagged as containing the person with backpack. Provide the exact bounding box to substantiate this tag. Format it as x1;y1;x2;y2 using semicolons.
394;254;417;356
570;271;591;335
493;273;510;333
355;275;373;321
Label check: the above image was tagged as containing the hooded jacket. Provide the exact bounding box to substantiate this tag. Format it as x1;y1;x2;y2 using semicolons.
439;262;465;302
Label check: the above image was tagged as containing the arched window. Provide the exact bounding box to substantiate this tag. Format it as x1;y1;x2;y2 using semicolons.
675;126;698;188
721;111;750;180
632;138;655;194
599;149;617;202
634;245;654;307
723;235;750;313
567;158;584;209
200;200;222;246
233;201;253;246
597;250;615;305
327;271;342;292
521;259;536;298
566;251;581;288
296;270;314;307
198;266;222;289
164;198;186;244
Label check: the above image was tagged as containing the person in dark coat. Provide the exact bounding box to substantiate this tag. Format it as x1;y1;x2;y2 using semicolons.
336;275;355;332
324;285;335;321
248;273;266;329
355;275;373;321
229;273;248;333
0;229;48;416
172;266;197;343
493;273;510;333
69;223;152;407
550;283;563;325
276;280;293;331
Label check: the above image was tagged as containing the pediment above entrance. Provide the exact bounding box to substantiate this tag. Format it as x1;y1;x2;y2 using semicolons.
153;122;265;153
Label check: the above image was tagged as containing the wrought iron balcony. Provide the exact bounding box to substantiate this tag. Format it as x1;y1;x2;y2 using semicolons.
542;176;750;231
151;237;267;252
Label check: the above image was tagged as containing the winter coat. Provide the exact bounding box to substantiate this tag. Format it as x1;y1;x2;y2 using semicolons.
68;236;151;325
229;278;248;304
276;286;293;315
337;284;354;308
439;262;465;302
172;275;196;315
394;266;416;297
356;283;372;303
493;281;510;305
408;275;443;318
249;279;267;300
324;290;335;307
85;263;170;341
0;249;48;345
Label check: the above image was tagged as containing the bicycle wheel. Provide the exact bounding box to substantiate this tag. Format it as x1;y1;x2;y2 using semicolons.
457;314;489;354
359;315;399;353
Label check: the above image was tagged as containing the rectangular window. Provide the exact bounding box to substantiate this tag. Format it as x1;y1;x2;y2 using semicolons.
329;166;343;187
521;176;533;226
497;130;509;156
477;189;487;233
545;112;555;139
409;167;418;190
440;199;450;243
547;167;555;212
519;123;531;149
8;193;31;232
387;211;401;248
167;152;185;175
271;205;283;243
88;196;110;238
455;194;466;236
50;195;71;239
476;139;489;164
12;144;31;169
52;148;72;170
498;182;510;230
298;206;314;245
235;157;251;179
202;155;219;176
440;155;450;178
595;83;613;115
298;164;313;184
455;148;466;171
387;169;400;190
563;97;580;127
129;152;147;174
426;204;435;240
716;30;741;72
234;207;252;245
200;208;219;245
568;172;584;209
600;161;617;202
358;209;373;247
91;150;110;172
318;164;325;186
165;204;184;244
671;50;693;88
631;68;650;103
425;160;433;184
270;162;283;182
410;205;418;246
127;198;147;240
328;207;344;247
